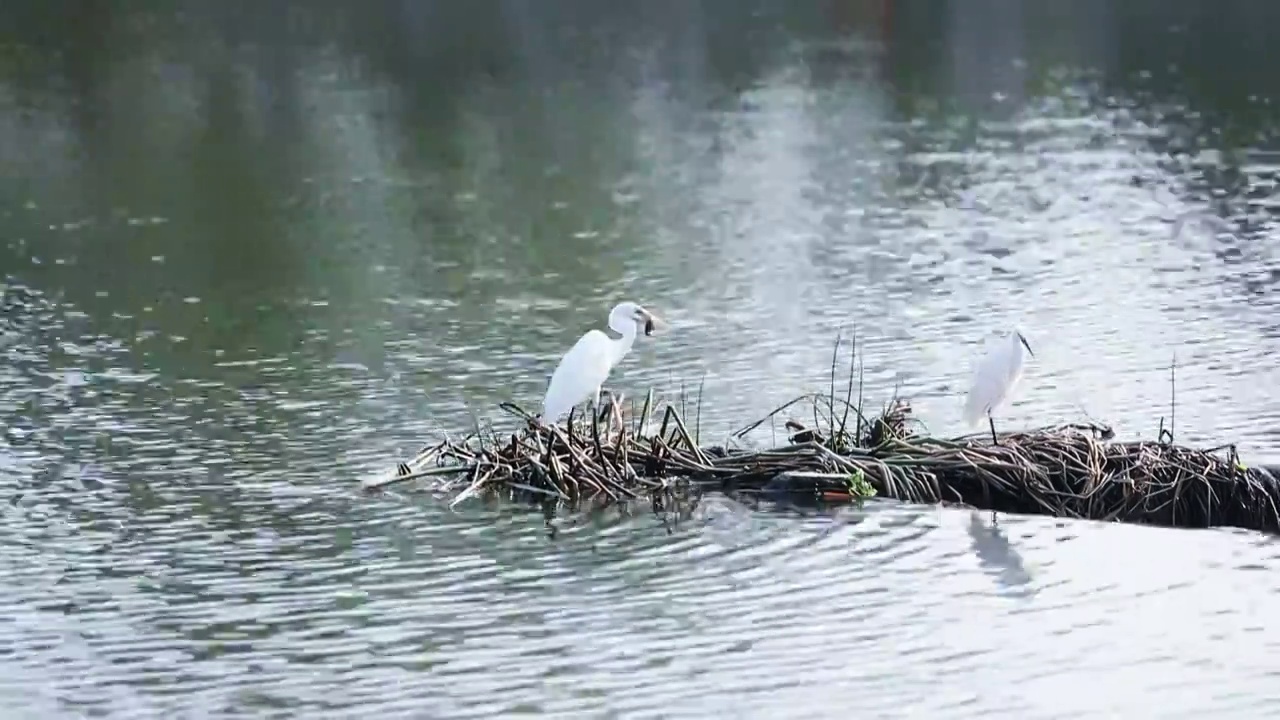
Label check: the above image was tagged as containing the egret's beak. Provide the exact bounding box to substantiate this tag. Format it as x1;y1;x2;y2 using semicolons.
642;311;668;337
1017;332;1035;358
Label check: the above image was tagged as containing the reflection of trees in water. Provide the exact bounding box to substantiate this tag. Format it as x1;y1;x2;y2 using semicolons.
0;1;859;296
2;0;1278;303
0;1;901;148
0;1;890;399
879;0;1280;130
1098;3;1280;308
5;0;1278;142
873;0;1280;307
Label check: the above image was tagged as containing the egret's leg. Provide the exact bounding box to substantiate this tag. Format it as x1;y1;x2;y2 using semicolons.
987;413;1000;523
582;386;598;429
607;391;626;436
595;388;613;426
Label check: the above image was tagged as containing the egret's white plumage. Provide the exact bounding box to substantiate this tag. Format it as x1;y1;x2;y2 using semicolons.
963;329;1035;444
540;302;665;424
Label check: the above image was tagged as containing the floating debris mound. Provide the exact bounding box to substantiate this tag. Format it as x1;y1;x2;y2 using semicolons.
364;391;1280;535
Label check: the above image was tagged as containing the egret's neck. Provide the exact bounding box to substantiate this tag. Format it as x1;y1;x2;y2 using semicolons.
609;320;639;365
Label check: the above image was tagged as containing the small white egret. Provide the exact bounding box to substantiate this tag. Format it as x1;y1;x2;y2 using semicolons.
539;301;667;426
963;329;1035;445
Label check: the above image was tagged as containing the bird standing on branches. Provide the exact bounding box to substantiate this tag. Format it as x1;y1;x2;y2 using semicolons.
539;301;667;427
963;328;1035;446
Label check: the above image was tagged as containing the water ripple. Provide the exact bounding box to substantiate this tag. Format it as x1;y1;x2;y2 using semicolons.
3;9;1280;719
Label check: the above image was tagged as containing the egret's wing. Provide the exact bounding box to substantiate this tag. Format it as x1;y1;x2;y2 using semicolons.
541;330;615;420
962;335;1015;426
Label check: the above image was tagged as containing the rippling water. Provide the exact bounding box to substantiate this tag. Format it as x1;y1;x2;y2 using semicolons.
3;1;1280;717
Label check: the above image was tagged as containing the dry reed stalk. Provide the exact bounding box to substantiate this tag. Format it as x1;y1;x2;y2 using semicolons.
362;391;1280;535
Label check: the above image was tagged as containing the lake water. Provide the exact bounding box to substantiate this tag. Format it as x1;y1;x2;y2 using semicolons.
3;1;1280;717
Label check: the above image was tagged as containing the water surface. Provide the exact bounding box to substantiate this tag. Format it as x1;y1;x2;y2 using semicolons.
2;1;1280;717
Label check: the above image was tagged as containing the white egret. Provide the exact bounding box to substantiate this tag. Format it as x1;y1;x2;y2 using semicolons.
539;301;667;426
963;329;1035;445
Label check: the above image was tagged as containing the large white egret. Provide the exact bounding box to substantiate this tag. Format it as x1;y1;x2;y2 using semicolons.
963;329;1035;445
539;301;667;425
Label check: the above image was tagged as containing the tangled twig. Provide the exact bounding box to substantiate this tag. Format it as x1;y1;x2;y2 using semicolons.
361;393;1280;535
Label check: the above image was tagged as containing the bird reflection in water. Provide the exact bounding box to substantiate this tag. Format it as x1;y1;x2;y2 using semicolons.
967;510;1036;598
